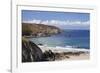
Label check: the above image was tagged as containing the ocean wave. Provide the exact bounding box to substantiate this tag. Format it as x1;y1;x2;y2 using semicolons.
38;45;89;52
56;46;89;51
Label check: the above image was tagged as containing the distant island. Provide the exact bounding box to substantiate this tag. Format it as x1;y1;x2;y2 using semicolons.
22;23;61;37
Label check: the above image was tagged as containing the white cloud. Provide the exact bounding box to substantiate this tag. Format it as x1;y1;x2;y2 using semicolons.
23;19;41;24
22;19;89;26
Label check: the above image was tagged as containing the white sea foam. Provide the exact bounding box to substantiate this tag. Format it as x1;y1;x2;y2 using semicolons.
38;45;89;52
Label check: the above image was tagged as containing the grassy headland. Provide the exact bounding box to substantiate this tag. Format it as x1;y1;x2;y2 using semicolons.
22;23;61;37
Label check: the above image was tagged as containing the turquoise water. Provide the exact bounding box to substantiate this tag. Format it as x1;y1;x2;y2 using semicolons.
28;30;90;49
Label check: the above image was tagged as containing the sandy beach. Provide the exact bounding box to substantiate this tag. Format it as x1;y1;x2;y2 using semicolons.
39;46;90;61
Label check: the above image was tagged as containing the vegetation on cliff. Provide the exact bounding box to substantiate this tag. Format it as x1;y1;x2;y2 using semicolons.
22;23;61;37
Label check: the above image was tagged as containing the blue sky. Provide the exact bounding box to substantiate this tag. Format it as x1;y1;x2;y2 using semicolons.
22;10;90;30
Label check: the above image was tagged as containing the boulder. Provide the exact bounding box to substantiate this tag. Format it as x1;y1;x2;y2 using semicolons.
42;50;55;61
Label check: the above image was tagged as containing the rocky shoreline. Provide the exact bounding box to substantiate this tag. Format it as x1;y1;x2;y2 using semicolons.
22;23;89;62
22;23;62;62
22;37;56;62
39;46;89;61
22;37;89;62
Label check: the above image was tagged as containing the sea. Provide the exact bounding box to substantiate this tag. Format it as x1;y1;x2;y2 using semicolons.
28;29;90;49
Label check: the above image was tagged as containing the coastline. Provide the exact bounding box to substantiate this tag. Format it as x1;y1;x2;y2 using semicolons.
38;45;90;61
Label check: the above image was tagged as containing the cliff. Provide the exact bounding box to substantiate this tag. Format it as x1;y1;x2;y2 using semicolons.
22;37;43;62
22;37;55;62
22;23;61;37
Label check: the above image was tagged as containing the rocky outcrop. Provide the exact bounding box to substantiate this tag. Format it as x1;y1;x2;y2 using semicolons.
42;50;55;61
22;23;61;37
22;37;43;62
22;37;55;62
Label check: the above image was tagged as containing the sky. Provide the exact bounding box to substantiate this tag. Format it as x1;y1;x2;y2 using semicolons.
22;10;90;30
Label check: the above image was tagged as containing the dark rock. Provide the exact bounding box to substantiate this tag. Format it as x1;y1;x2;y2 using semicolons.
42;50;55;61
38;43;43;46
22;38;43;62
22;37;55;62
